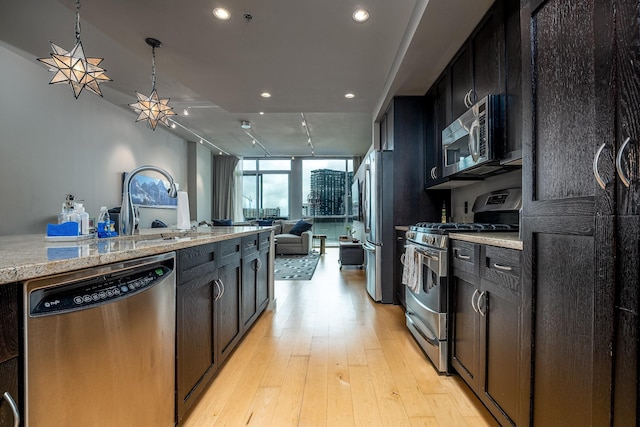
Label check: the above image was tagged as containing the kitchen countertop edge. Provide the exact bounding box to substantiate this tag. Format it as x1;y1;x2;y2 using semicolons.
449;232;523;250
0;226;275;286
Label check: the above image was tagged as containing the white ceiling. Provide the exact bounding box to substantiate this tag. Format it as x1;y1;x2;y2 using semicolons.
0;0;494;158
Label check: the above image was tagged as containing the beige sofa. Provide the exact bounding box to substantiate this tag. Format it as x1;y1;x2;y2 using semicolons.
275;220;313;255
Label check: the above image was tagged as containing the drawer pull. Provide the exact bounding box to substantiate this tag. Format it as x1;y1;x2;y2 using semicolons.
493;263;513;271
456;253;471;260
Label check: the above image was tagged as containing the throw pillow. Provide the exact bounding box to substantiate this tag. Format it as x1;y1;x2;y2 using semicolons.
256;219;273;226
289;220;312;236
212;218;233;226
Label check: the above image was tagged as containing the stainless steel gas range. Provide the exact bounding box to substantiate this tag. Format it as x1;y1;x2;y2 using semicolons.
402;188;521;374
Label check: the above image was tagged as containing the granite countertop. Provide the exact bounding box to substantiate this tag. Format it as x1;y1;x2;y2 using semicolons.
449;232;522;250
0;226;274;286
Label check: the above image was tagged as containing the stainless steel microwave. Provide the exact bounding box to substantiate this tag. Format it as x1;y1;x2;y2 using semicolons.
442;94;504;177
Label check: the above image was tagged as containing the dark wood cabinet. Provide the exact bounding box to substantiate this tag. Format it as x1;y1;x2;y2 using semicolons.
450;46;473;120
378;97;445;303
241;236;259;330
503;0;522;164
451;242;525;426
520;0;640;424
394;229;406;307
479;245;523;426
450;241;481;391
217;257;242;363
176;243;219;421
472;5;505;104
176;237;243;423
241;232;270;331
424;75;452;188
0;283;20;427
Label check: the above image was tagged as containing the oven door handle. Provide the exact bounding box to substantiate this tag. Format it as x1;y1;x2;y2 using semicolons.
406;311;440;347
413;247;440;262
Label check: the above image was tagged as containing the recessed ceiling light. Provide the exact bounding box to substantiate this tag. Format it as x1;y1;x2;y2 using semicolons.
261;92;271;98
353;9;369;22
345;93;356;99
213;8;231;20
259;111;264;115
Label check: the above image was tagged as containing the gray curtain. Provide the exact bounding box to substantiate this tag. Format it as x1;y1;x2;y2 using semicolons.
212;155;239;219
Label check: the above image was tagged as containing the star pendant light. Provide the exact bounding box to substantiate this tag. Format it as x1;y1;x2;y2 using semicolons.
37;0;111;98
129;38;176;130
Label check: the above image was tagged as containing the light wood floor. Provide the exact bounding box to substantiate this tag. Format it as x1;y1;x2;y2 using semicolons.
182;248;499;427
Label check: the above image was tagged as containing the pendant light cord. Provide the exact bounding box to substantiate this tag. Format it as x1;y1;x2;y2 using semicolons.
151;46;157;91
75;0;81;42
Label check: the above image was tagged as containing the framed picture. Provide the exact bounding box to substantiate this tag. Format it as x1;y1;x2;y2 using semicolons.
122;172;177;208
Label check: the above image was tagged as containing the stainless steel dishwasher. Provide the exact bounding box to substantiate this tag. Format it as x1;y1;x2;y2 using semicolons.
24;252;176;426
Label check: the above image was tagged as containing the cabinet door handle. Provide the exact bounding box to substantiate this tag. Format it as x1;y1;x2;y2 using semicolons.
400;253;406;265
2;392;20;427
477;291;487;317
255;258;262;271
430;166;437;179
471;288;480;313
492;263;513;271
213;279;221;301
218;279;225;299
593;142;609;189
456;252;471;260
616;137;632;188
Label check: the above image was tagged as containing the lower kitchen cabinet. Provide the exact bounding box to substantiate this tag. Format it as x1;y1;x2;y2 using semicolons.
450;241;525;426
176;242;221;421
394;229;406;307
0;282;20;427
241;232;271;331
176;238;242;423
217;257;242;364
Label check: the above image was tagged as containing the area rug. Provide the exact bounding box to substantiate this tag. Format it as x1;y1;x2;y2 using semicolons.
274;253;320;280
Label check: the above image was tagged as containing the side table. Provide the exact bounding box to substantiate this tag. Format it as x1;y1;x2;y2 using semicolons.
338;241;364;269
313;234;327;254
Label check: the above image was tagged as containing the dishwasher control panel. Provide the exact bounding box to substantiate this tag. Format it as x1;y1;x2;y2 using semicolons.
29;265;171;316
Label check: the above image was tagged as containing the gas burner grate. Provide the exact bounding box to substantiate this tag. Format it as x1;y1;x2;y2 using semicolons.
411;222;519;232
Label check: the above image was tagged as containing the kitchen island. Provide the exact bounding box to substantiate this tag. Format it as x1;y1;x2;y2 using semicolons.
0;226;275;425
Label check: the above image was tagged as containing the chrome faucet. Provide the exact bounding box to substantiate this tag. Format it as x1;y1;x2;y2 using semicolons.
120;165;178;235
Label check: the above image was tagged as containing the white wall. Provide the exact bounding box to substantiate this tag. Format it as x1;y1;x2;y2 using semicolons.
0;44;193;235
450;169;522;222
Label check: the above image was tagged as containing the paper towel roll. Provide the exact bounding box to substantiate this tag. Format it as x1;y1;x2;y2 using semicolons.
176;191;191;230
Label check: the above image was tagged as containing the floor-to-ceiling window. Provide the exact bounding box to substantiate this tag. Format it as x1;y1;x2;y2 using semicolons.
302;158;353;244
242;159;290;220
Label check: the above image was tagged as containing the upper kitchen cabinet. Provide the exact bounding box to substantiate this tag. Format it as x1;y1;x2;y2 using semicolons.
424;0;522;190
424;74;452;188
451;45;474;120
451;2;505;119
520;0;639;425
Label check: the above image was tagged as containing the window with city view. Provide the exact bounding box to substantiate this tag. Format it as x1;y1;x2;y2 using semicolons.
242;159;290;220
302;159;353;243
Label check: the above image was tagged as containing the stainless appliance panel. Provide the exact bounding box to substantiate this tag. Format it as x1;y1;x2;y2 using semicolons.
442;95;503;177
24;253;176;426
363;241;380;301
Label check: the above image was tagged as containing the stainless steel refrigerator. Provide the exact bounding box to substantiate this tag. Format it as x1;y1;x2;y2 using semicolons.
361;150;394;303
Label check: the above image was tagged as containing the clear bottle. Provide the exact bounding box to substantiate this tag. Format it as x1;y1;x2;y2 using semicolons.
98;206;111;238
58;203;71;224
76;203;90;235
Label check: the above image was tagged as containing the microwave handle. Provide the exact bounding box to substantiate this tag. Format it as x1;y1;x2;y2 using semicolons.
469;119;480;162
